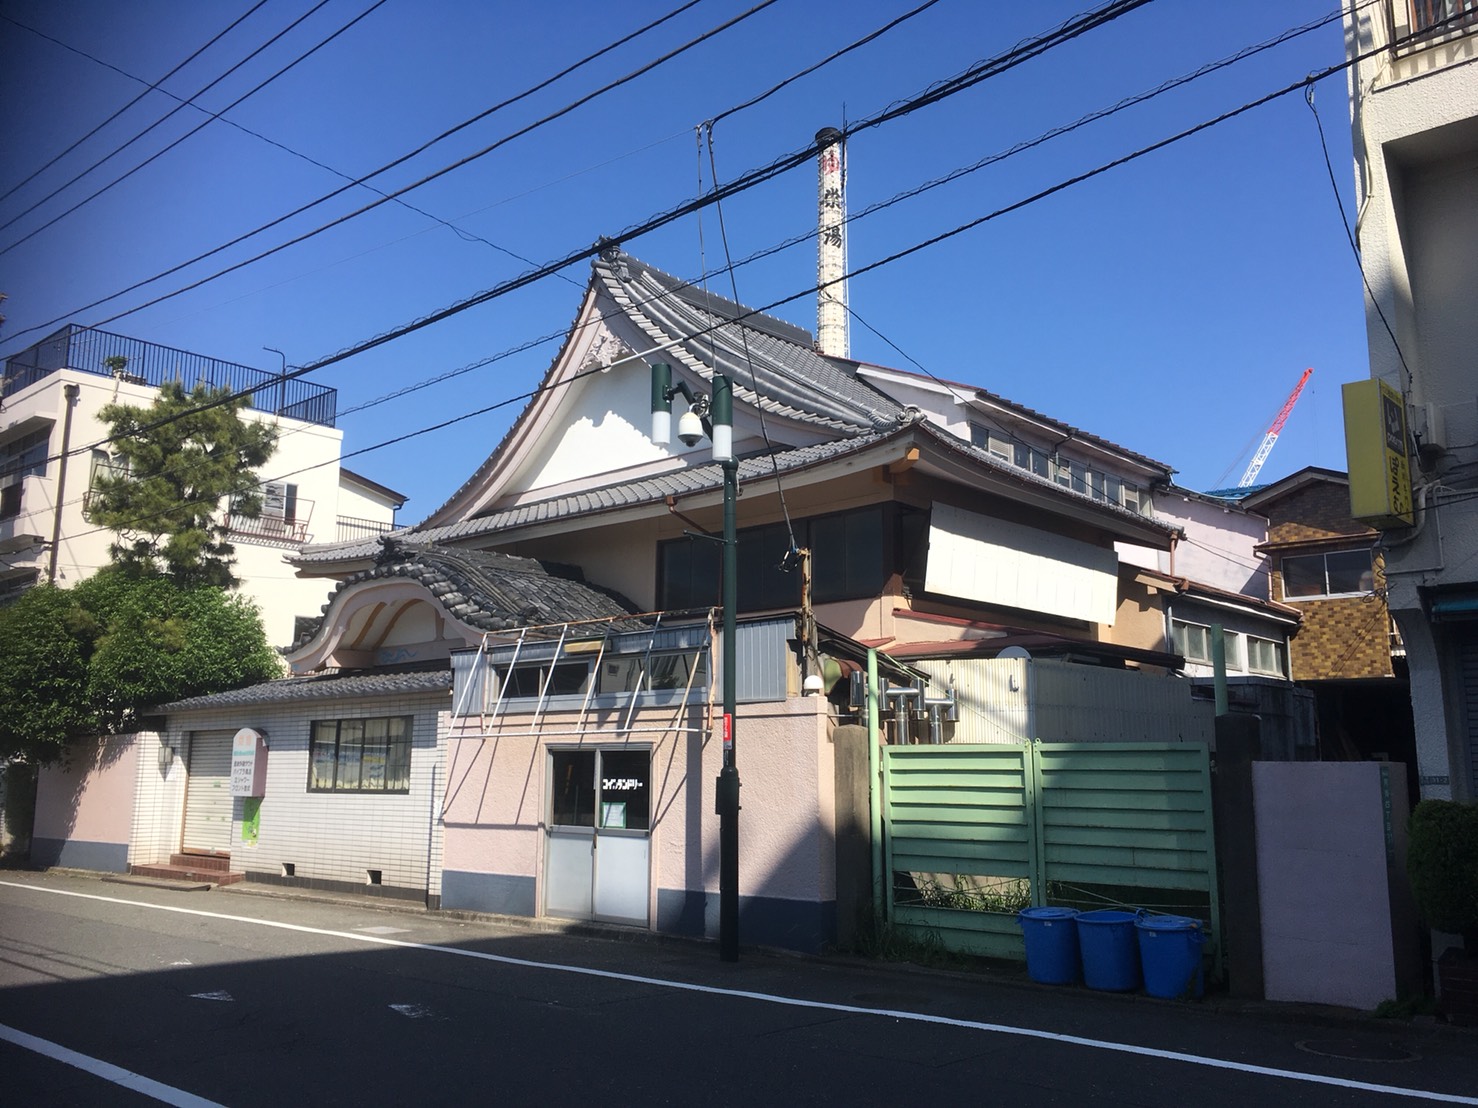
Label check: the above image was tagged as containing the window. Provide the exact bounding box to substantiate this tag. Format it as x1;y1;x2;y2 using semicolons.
809;505;885;603
1281;550;1375;599
657;504;888;612
596;650;707;695
0;428;50;484
1172;619;1211;664
1246;635;1285;677
1014;442;1050;478
0;483;19;521
495;661;589;699
308;716;411;792
262;481;298;524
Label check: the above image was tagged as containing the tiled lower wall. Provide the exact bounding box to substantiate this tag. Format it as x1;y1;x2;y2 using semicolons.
162;693;447;896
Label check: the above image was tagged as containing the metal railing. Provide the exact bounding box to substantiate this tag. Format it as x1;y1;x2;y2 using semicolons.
228;500;314;545
335;515;397;543
1391;0;1478;47
2;324;337;427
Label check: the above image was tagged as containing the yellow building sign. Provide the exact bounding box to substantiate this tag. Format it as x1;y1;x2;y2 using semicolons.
1343;378;1414;528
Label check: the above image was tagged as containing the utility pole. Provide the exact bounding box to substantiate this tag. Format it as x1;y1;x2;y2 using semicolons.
652;364;741;961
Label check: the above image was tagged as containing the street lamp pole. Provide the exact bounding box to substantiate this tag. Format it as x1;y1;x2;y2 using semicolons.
651;364;740;961
714;376;740;963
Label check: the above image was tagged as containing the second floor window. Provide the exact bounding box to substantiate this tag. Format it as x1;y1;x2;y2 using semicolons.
1281;550;1374;600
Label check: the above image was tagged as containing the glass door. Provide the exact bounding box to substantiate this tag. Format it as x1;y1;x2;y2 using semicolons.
544;748;651;925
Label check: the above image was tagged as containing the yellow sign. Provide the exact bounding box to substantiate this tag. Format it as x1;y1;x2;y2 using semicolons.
1343;378;1413;527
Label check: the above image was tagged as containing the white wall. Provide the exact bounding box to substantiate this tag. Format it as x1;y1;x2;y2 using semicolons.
0;368;348;647
160;691;447;894
1253;761;1418;1010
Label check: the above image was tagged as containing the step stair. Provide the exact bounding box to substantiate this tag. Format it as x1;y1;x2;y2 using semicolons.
129;851;244;886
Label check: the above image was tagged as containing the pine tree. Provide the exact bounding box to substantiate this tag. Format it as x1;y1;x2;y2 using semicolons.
90;382;278;587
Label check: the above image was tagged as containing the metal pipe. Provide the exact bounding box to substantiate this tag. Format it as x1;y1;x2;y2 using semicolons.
47;383;79;584
717;425;740;962
867;648;883;922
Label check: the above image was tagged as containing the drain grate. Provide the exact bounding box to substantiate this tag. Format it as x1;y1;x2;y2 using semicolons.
1295;1038;1420;1062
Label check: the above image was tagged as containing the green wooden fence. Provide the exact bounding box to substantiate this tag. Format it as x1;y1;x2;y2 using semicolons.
883;742;1220;973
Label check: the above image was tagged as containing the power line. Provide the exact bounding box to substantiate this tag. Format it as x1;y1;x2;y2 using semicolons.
2;0;1144;352
0;5;574;285
0;0;751;347
54;53;1382;546
19;0;1310;477
0;1;272;205
0;0;360;252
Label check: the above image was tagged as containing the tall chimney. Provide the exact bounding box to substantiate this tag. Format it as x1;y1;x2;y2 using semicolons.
815;126;848;359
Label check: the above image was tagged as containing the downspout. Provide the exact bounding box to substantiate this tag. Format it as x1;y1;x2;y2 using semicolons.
867;648;883;922
47;383;80;585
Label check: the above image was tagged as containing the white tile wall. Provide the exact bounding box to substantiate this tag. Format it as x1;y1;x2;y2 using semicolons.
128;731;186;866
159;691;448;892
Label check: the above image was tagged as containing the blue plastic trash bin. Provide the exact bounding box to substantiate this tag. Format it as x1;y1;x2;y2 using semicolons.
1136;915;1206;999
1075;909;1142;991
1017;907;1080;985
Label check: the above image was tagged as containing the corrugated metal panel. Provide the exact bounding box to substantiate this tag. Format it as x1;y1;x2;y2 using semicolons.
182;730;234;852
882;741;1219;973
926;503;1119;625
735;617;790;704
915;658;1214;746
883;745;1034;959
915;658;1030;743
1032;661;1214;745
450;650;488;717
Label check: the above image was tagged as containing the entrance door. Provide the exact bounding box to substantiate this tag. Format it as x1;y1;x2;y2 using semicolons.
182;730;234;852
544;748;651;925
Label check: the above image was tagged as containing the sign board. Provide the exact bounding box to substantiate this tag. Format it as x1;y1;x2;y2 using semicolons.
1343;378;1414;528
230;728;268;798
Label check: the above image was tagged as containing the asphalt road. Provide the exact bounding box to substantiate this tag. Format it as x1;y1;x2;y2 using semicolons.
1;871;1474;1107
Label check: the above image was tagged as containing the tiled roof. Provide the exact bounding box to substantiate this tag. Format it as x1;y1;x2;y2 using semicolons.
290;538;643;649
599;252;902;433
160;664;452;712
294;418;1178;570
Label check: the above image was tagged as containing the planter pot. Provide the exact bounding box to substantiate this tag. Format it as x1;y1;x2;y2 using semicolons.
1437;948;1478;1027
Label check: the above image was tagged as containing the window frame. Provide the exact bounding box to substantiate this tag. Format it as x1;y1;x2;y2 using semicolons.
1280;549;1375;600
307;715;413;794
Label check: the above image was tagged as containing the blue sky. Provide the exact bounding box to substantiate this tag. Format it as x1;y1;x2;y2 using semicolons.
0;0;1368;521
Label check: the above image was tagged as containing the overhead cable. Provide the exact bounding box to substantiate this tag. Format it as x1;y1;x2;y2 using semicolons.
0;0;367;253
0;1;271;205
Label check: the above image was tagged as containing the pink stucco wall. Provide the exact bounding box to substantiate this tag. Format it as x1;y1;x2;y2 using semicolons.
441;697;835;919
33;736;140;870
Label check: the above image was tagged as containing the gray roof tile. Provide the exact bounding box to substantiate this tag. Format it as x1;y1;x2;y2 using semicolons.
161;666;452;712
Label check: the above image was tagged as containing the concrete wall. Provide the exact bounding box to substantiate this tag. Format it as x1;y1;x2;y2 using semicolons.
1346;7;1478;800
31;735;140;872
441;696;836;952
1253;761;1420;1010
162;692;448;897
0;367;353;649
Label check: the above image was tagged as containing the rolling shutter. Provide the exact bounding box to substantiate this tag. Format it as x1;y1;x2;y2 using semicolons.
183;730;235;852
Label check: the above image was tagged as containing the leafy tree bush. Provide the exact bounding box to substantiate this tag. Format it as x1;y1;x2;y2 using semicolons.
89;381;277;587
0;571;281;763
0;586;93;762
1407;799;1478;952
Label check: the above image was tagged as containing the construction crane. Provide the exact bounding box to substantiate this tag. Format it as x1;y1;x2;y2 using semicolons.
1236;367;1313;488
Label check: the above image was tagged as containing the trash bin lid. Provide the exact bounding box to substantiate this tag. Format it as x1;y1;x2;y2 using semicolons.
1136;914;1201;932
1018;906;1079;922
1077;909;1139;925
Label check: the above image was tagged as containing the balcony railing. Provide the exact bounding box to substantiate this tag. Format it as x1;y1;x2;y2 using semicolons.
227;500;315;545
1392;0;1478;48
336;515;397;544
2;324;337;428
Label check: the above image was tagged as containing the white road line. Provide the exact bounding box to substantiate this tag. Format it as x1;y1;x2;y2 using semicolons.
0;1022;225;1107
4;879;1475;1106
